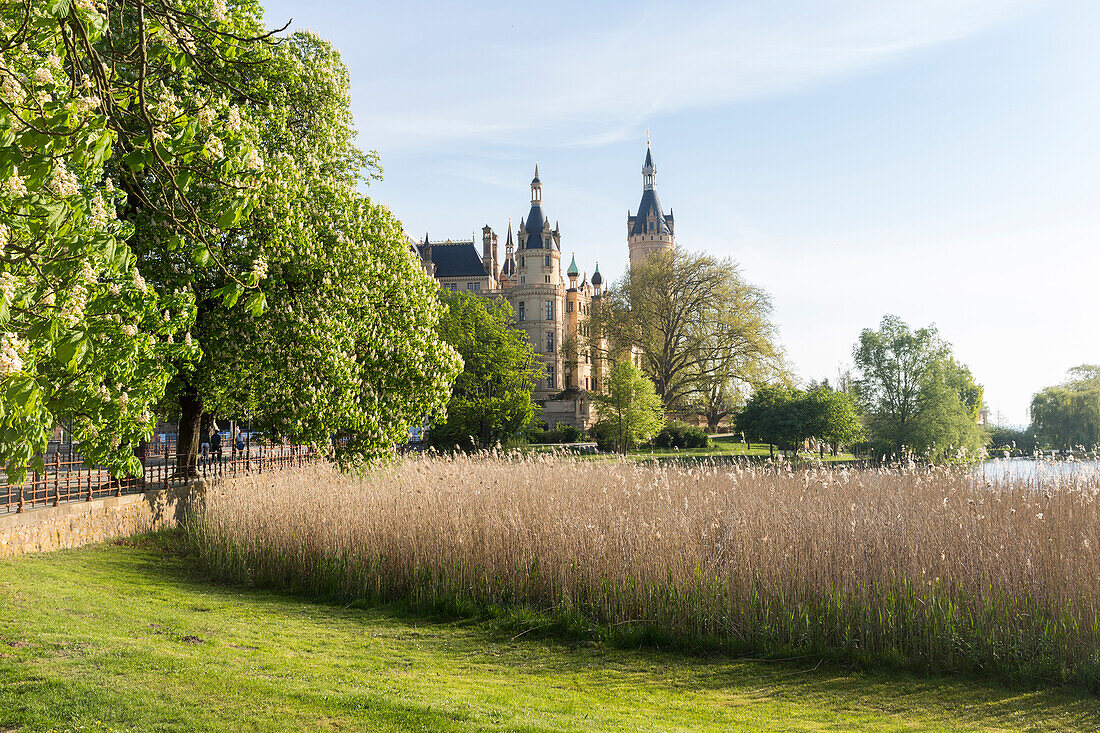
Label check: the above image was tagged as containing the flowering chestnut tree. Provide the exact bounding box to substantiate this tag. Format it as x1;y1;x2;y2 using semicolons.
175;30;460;464
0;0;207;481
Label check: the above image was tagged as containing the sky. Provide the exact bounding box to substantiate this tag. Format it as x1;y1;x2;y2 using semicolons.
260;0;1100;426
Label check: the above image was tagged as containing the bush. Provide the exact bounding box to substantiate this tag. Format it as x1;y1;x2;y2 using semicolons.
526;422;585;444
651;423;710;450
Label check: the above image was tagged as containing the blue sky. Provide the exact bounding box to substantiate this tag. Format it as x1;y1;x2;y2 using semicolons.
261;0;1099;426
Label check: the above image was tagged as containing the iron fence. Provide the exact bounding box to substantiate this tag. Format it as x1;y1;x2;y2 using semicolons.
1;437;318;515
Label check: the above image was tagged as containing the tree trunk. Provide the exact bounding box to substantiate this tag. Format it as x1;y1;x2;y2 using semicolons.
176;386;204;479
707;413;719;432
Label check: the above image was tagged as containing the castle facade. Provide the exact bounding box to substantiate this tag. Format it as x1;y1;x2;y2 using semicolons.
415;147;674;430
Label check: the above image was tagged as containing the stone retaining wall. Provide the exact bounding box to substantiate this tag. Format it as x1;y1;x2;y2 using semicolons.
0;482;207;558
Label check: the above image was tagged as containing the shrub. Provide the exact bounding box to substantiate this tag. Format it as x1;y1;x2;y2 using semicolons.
651;423;710;449
526;422;585;444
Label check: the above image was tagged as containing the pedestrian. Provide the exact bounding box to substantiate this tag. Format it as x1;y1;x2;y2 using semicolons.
211;429;223;464
200;431;210;464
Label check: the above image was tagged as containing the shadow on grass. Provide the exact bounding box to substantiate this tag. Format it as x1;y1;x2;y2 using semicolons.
81;530;1100;732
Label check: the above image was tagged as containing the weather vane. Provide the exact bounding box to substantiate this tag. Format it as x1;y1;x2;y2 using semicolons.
645;128;651;146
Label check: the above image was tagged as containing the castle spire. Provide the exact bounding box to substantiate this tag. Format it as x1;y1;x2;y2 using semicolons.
530;163;542;204
642;144;655;190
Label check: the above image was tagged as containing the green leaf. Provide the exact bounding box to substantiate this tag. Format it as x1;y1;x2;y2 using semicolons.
5;375;38;414
55;332;87;371
243;291;266;317
174;170;193;193
46;0;72;18
216;204;242;230
192;245;211;267
123;150;146;172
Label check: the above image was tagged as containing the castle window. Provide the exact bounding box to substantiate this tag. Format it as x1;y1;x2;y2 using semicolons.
520;276;525;284
565;374;572;389
544;254;550;267
545;300;553;320
567;302;573;313
546;364;555;389
521;257;525;268
518;302;525;321
545;275;551;283
545;331;554;353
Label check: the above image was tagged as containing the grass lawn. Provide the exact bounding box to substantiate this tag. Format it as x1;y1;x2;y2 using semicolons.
2;536;1098;732
532;436;858;462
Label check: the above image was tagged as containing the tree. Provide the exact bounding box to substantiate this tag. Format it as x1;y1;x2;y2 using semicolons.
737;385;864;458
592;360;664;453
802;388;864;456
0;1;232;481
588;247;782;411
156;30;458;467
853;315;984;462
90;4;459;472
1029;365;1100;451
428;291;541;451
736;385;808;457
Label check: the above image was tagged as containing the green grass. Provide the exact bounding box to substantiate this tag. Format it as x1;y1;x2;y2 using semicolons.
530;436;858;462
2;536;1099;731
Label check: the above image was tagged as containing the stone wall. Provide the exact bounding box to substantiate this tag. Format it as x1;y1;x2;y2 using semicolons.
0;482;206;559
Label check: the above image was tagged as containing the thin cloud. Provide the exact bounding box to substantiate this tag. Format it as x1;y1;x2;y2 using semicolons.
361;0;1044;150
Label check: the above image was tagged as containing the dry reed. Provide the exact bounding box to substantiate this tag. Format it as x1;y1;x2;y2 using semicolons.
187;454;1100;687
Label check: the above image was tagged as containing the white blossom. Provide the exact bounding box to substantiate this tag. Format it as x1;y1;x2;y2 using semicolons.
227;105;241;133
3;168;26;197
204;135;225;160
0;332;22;376
33;67;53;86
0;272;15;303
51;160;80;197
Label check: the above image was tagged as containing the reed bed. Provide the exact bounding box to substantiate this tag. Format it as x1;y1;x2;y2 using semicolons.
187;454;1100;688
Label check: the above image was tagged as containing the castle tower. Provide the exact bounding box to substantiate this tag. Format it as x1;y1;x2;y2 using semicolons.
517;164;562;287
591;262;603;296
627;144;675;266
421;232;435;278
481;224;498;285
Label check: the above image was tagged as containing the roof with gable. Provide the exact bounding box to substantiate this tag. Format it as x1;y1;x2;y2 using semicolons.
418;240;489;279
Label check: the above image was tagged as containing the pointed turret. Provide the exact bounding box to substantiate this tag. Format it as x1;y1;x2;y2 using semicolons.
421;232;435;278
627;143;675;266
567;253;579;287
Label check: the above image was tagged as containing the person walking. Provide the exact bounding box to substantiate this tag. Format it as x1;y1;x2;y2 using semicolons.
211;429;223;467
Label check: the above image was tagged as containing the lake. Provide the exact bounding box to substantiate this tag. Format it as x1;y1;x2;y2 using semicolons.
978;457;1100;482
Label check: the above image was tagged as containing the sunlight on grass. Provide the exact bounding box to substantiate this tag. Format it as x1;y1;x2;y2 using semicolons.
2;538;1100;732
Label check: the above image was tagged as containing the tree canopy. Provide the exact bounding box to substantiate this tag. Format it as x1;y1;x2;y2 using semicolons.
588;247;783;413
853;315;984;462
428;290;540;451
1029;365;1100;451
592;359;664;453
0;1;461;479
736;385;862;457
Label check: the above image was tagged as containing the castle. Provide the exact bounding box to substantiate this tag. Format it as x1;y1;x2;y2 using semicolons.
415;146;675;430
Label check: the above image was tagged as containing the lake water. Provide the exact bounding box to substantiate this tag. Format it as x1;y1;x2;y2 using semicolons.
977;457;1100;482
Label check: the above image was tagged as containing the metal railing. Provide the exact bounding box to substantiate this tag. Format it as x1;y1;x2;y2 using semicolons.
1;438;318;515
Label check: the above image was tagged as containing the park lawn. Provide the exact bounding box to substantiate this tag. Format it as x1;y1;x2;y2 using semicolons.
2;537;1098;732
531;437;857;462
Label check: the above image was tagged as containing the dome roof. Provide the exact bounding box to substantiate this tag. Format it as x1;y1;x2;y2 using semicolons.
567;254;578;277
591;263;602;286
